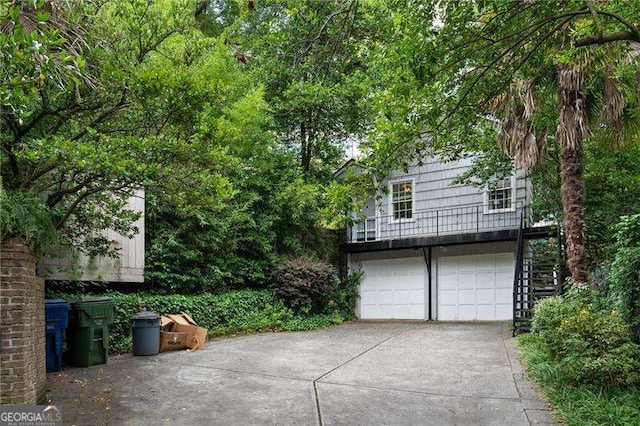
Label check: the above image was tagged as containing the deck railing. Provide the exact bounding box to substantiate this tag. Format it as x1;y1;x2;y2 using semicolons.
349;202;527;243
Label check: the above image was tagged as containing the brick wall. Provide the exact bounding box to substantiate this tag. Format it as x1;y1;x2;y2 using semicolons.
1;238;47;404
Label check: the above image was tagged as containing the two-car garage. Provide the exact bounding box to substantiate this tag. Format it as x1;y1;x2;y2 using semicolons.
355;244;515;321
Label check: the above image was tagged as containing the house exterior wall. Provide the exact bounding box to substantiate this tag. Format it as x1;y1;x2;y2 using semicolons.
381;156;528;211
350;155;529;242
39;190;145;283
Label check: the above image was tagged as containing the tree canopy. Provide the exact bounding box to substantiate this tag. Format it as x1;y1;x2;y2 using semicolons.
2;0;638;290
1;0;263;255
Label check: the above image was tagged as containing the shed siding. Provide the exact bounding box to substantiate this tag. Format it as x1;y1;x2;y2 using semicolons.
39;190;145;283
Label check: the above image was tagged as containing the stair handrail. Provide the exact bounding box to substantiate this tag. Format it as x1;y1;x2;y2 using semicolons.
512;209;526;336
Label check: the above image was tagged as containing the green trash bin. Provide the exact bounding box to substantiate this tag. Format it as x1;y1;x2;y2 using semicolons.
67;297;115;367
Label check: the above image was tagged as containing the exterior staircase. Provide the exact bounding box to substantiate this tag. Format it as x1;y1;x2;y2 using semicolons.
512;218;565;335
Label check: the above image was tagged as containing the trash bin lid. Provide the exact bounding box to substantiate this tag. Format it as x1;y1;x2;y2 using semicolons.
45;299;71;308
71;296;112;303
132;311;160;320
71;297;114;306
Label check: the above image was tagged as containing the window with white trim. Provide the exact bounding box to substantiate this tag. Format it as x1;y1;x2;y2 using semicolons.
486;176;515;212
390;180;413;220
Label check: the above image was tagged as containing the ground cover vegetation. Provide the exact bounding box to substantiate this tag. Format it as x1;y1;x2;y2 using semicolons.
48;283;359;354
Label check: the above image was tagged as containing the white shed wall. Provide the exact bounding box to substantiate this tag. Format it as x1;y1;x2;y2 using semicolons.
39;190;145;283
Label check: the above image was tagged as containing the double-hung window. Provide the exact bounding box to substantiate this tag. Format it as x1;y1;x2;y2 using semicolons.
486;175;515;212
390;180;413;220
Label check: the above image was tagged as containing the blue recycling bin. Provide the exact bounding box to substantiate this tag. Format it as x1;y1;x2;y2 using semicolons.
45;299;71;373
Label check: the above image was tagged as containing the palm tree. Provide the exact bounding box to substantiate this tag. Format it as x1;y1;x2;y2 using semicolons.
494;48;638;285
555;63;589;284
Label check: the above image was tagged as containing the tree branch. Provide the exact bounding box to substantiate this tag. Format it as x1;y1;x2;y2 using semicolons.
575;30;640;47
585;0;603;40
597;10;640;40
574;8;640;47
70;92;130;141
1;116;21;179
19;163;58;190
46;174;105;208
296;2;355;65
54;188;101;229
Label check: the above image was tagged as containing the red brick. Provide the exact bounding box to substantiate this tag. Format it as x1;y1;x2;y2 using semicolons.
0;238;45;405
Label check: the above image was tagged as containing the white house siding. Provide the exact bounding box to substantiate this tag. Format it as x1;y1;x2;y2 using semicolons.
39;190;145;283
349;241;517;321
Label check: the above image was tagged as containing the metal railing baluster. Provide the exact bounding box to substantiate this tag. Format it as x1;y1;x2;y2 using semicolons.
348;201;526;243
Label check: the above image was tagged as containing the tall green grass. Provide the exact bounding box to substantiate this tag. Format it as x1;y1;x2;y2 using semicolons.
518;333;640;426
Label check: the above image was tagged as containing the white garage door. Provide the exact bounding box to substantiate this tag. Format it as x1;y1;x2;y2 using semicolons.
438;253;514;321
359;258;426;320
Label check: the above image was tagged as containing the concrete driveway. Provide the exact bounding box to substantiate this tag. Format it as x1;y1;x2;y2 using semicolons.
48;322;558;425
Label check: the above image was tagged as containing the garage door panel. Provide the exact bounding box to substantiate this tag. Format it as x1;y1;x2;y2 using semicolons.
476;305;495;320
495;291;512;304
408;289;424;301
407;305;424;318
438;252;514;321
476;272;495;288
458;273;476;289
439;289;457;305
438;305;458;321
392;290;424;305
405;277;425;290
439;274;458;290
359;258;426;320
495;253;514;264
378;269;393;277
458;289;476;304
458;308;476;320
477;289;495;304
495;272;512;288
496;304;512;319
457;256;476;272
475;255;495;271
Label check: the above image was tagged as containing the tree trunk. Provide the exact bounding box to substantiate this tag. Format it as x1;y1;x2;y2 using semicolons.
300;121;310;173
556;63;589;285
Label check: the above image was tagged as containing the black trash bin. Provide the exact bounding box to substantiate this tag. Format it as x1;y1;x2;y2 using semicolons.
131;311;160;356
45;299;71;373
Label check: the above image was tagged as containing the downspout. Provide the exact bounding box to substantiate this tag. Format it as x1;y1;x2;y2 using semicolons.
422;246;432;320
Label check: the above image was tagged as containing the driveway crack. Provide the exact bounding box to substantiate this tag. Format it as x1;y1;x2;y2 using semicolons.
312;328;411;426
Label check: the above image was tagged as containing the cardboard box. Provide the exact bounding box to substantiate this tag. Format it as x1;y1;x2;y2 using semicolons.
167;313;207;350
160;316;174;331
159;331;188;352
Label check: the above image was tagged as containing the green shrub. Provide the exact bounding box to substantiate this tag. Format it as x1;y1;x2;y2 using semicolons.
553;309;640;388
48;288;350;354
608;214;640;342
325;270;362;318
270;258;340;313
532;287;640;388
532;286;590;358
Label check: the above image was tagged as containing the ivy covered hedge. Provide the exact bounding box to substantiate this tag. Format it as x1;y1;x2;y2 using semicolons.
48;289;350;354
